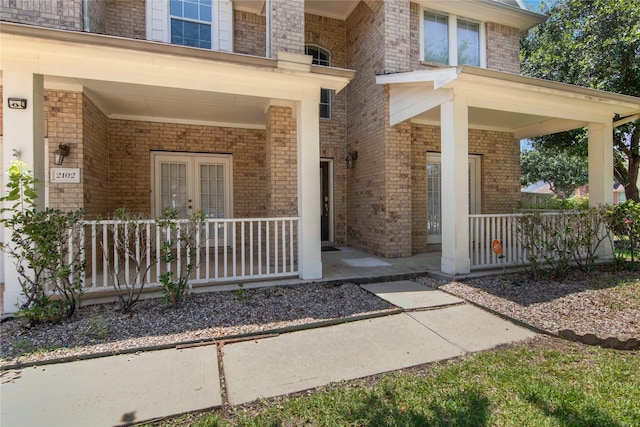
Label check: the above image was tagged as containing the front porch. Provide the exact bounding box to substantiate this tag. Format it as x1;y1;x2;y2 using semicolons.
0;23;354;313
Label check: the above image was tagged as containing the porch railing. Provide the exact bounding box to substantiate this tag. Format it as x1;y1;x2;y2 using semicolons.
76;217;299;292
469;212;589;269
469;214;522;269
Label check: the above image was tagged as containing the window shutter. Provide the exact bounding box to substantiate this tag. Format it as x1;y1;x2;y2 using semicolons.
146;0;170;43
215;0;233;52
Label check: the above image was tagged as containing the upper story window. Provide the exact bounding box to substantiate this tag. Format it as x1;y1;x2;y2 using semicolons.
305;45;331;119
147;1;233;52
422;10;485;67
170;0;212;49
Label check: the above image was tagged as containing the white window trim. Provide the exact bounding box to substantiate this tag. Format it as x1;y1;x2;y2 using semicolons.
425;152;482;244
145;0;233;52
420;9;486;68
305;44;332;120
150;151;234;219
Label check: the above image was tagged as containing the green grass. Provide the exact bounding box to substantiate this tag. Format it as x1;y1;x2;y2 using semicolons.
152;339;640;427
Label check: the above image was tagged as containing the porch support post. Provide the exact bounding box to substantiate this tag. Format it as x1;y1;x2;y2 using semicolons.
588;121;615;260
440;93;471;275
2;71;45;313
296;97;322;279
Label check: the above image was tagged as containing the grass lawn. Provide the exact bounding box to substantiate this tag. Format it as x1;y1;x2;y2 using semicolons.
151;338;640;427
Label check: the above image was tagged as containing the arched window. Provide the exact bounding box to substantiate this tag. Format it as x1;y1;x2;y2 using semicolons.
305;44;331;119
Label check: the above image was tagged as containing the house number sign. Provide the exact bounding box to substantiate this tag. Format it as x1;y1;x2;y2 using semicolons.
50;168;81;183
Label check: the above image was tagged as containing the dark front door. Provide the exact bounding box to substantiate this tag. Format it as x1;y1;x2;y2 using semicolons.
320;161;330;241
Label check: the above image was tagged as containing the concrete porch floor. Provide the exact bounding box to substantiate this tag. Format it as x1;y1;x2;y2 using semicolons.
321;246;442;281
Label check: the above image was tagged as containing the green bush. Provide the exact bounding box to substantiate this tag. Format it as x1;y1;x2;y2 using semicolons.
604;200;640;263
520;195;589;211
156;208;203;308
0;161;85;324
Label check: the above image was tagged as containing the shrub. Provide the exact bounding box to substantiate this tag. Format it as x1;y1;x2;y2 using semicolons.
156;208;203;308
604;200;640;263
101;208;157;313
516;207;611;279
0;161;85;324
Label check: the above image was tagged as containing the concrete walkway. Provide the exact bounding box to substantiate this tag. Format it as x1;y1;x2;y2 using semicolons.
1;281;537;426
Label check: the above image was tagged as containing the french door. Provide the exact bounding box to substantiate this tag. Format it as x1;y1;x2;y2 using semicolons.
426;153;481;244
152;152;232;243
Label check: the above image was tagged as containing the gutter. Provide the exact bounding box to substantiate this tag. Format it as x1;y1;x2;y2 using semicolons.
0;21;354;82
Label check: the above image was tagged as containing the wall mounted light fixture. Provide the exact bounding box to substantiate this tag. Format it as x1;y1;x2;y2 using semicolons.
53;144;71;165
345;151;358;169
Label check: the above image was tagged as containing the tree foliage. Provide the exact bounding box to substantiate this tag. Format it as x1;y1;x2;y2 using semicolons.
521;0;640;201
521;148;588;197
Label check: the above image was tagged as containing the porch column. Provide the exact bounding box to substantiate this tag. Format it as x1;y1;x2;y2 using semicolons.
440;94;471;275
588;121;615;260
2;71;45;313
297;97;322;279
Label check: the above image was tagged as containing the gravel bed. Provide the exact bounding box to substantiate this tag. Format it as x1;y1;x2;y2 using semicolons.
417;268;640;340
0;282;394;367
3;268;637;368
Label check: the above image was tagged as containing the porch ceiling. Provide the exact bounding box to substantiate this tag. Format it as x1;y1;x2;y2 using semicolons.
45;76;272;128
377;66;640;139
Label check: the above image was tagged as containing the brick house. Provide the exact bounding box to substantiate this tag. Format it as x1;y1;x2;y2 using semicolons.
2;0;639;313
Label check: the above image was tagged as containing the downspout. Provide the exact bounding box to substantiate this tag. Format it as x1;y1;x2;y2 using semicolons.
83;0;90;32
265;0;271;58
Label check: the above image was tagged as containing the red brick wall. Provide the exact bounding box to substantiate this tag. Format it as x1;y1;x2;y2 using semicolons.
82;94;109;218
346;0;414;257
107;120;267;217
306;13;348;244
269;0;304;57
0;0;82;31
411;123;521;253
265;106;298;217
486;22;521;74
234;10;266;56
105;0;146;40
410;2;522;74
45;90;83;210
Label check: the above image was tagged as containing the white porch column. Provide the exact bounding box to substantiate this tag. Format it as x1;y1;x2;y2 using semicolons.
440;94;471;275
296;97;322;279
588;121;615;260
2;71;45;313
588;121;614;206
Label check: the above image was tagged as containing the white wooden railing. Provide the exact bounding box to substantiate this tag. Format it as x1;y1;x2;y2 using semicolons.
469;212;592;269
74;217;299;291
469;214;523;269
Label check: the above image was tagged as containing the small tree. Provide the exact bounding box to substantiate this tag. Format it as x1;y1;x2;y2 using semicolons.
521;149;588;198
101;208;157;313
0;161;85;324
156;208;203;308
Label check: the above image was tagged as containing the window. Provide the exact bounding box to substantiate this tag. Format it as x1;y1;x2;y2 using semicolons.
305;45;332;119
457;19;480;66
170;0;212;49
422;11;484;67
423;12;449;64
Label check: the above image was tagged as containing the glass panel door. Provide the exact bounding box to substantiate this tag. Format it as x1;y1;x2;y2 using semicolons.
426;153;481;244
426;160;442;243
157;158;191;218
153;153;233;245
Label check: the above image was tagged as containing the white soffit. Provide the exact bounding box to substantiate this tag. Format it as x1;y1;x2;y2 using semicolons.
233;0;265;15
305;0;360;20
46;77;270;129
380;67;640;138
